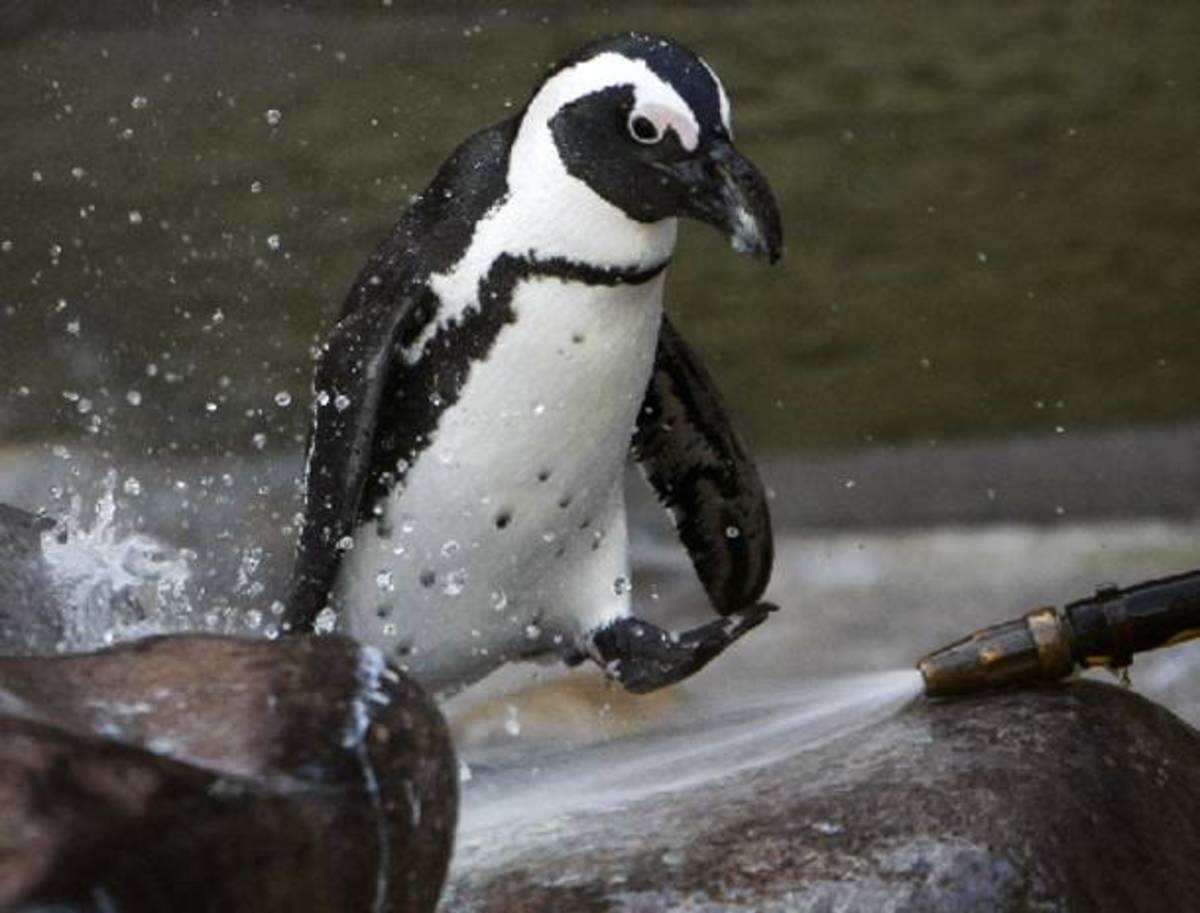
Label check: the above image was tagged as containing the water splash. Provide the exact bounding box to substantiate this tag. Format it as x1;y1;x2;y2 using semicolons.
41;470;196;651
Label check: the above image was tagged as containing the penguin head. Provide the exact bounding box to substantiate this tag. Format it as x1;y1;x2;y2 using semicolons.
517;33;783;264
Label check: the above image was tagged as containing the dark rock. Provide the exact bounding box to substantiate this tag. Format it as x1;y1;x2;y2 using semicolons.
0;634;457;912
444;682;1200;912
0;503;60;655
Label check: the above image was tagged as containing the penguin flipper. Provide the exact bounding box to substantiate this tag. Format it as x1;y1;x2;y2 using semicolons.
632;315;774;615
285;296;422;632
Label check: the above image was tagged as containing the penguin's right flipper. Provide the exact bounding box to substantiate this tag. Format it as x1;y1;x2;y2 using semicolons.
284;295;424;633
632;315;774;616
588;603;777;694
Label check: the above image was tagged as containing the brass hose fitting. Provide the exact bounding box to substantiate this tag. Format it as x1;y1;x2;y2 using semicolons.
919;569;1200;698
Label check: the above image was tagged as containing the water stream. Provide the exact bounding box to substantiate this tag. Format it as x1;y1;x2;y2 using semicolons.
456;669;923;843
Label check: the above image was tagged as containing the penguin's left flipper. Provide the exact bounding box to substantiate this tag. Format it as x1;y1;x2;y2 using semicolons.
589;602;777;694
633;315;774;615
284;295;424;632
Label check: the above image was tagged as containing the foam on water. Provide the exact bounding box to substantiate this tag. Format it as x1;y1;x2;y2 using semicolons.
457;668;923;841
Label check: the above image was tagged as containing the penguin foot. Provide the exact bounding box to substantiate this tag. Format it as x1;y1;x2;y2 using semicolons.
587;602;776;694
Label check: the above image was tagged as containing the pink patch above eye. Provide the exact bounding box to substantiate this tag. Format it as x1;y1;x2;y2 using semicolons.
636;102;698;151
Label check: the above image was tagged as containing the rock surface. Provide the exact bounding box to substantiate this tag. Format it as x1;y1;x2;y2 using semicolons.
444;682;1200;912
0;634;457;913
0;504;59;655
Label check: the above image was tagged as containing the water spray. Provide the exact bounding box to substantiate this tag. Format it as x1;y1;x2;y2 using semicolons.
918;569;1200;697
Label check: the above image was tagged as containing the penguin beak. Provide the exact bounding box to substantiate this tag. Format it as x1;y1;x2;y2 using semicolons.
666;139;784;264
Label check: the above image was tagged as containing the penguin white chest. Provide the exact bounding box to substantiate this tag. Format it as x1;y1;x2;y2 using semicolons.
336;272;665;690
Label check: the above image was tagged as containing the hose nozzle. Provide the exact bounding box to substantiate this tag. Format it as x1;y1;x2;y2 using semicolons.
919;606;1073;697
918;569;1200;698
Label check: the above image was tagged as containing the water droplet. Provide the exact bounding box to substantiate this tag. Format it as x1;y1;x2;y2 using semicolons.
375;570;394;592
269;600;285;616
490;588;508;612
264;108;283;126
613;574;630;596
274;390;292;407
250;180;262;194
442;569;468;596
130;94;148;109
252;432;267;450
128;210;143;225
314;607;337;634
125;389;142;406
334;393;351;412
70;165;86;180
504;706;521;737
244;608;263;629
441;539;460;558
122;477;142;497
524;623;542;640
724;525;741;539
266;233;282;251
532;402;546;416
400;518;416;534
458;759;473;783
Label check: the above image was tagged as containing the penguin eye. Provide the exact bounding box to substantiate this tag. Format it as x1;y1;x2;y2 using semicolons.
627;113;664;145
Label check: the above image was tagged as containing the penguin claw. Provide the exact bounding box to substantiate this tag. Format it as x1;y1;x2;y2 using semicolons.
587;601;776;694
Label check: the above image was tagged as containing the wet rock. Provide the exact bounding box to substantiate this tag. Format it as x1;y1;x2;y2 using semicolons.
0;503;60;655
0;634;457;912
444;682;1200;912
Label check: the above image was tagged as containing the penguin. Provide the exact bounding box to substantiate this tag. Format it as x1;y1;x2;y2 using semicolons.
286;33;783;695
